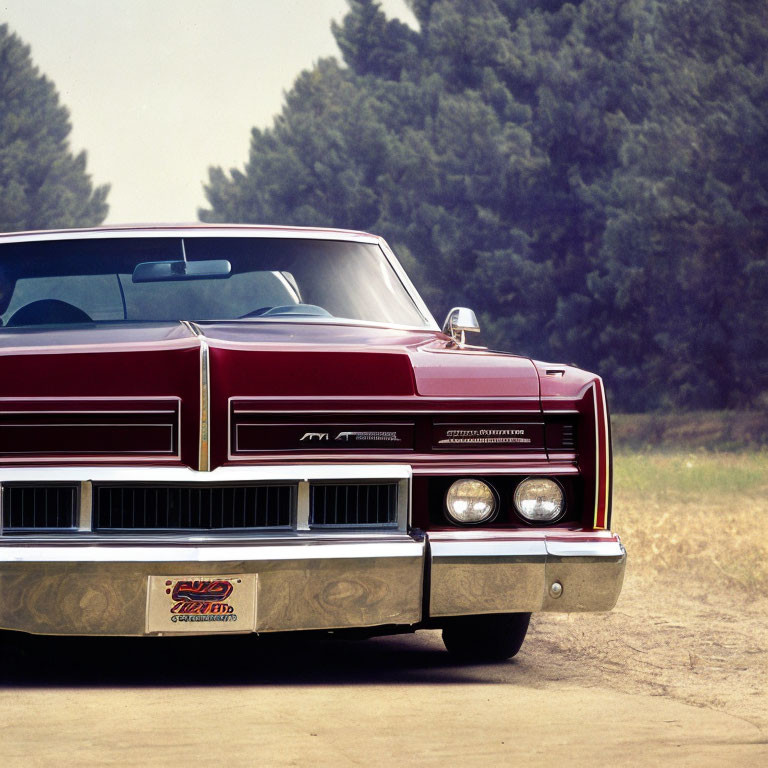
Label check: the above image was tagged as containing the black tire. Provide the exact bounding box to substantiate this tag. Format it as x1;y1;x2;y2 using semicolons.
441;612;531;662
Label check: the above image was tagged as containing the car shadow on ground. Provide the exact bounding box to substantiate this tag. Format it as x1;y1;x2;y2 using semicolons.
0;630;523;688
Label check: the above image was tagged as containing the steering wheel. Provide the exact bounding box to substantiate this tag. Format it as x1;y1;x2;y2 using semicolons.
6;299;93;327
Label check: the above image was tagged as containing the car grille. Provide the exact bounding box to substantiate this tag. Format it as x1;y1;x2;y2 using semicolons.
1;478;404;534
93;484;295;531
310;482;398;527
1;484;78;531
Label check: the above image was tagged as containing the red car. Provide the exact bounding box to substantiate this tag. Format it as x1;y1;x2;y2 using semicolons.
0;225;624;660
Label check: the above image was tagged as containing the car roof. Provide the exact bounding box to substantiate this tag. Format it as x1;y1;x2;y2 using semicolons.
0;223;381;245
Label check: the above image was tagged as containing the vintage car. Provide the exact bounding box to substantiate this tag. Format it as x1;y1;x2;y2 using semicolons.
0;225;624;661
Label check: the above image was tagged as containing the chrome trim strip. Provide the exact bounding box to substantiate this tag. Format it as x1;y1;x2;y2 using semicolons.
0;398;182;461
0;226;382;245
0;530;417;545
429;528;619;540
0;410;176;414
78;481;92;532
600;376;611;528
198;339;211;471
232;409;540;414
428;532;625;559
0;537;422;562
591;378;611;529
377;238;439;330
0;340;200;357
398;478;410;528
296;480;310;531
0;423;175;455
0;463;413;483
232;400;542;410
0;456;181;465
412;464;578;476
0;396;181;404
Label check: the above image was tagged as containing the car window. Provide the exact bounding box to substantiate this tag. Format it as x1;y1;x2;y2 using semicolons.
0;237;429;328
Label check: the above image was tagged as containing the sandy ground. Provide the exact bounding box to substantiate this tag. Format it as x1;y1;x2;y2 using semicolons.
0;564;765;767
529;572;768;735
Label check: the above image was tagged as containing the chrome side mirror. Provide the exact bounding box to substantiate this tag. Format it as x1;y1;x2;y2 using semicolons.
442;307;480;346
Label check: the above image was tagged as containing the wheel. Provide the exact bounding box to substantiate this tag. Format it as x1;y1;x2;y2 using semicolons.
441;612;531;662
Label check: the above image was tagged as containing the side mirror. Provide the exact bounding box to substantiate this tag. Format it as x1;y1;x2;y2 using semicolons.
442;307;480;346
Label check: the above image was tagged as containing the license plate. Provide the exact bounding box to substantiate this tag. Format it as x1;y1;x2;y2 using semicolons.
146;574;257;634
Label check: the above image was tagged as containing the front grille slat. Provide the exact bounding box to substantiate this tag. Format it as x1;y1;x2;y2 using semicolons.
93;484;294;532
309;482;398;528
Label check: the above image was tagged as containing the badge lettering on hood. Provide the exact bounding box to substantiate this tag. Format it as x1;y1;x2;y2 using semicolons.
300;431;399;443
438;428;530;445
432;422;546;451
233;422;414;453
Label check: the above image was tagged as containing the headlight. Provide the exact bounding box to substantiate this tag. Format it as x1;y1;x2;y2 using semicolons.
513;477;565;524
445;479;497;525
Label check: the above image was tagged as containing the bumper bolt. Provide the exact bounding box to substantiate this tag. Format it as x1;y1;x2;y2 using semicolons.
549;581;563;599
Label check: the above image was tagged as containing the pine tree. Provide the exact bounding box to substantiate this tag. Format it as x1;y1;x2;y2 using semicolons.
0;24;109;231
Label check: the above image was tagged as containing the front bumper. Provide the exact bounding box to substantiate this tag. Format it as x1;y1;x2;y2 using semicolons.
0;530;625;636
429;530;626;616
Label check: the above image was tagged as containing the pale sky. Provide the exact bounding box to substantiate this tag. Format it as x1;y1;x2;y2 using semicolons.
0;0;417;224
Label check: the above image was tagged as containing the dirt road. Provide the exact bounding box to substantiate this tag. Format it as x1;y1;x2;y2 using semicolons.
0;570;765;768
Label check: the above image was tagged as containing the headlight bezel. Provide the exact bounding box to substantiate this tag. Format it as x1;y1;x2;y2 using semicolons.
512;476;567;525
443;478;499;526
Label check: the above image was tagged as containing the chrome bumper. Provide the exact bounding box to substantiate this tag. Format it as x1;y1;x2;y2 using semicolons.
0;536;425;636
0;531;625;636
429;531;626;616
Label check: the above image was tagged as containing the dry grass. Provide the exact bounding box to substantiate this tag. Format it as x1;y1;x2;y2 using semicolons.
613;451;768;591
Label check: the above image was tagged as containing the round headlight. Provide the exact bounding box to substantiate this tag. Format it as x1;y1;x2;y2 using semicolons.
513;477;565;524
445;479;497;525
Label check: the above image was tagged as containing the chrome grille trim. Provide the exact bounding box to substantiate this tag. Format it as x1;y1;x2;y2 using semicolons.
0;464;412;536
78;480;93;531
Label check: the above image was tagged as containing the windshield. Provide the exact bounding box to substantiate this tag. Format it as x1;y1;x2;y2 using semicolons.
0;237;430;329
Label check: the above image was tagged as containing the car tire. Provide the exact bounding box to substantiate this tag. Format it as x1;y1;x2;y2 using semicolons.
441;612;531;662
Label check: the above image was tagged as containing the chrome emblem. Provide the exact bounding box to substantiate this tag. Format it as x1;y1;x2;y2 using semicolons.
438;428;531;445
300;432;330;441
334;431;399;442
298;430;400;444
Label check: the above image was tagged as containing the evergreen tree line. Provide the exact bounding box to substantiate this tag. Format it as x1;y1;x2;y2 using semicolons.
201;0;768;411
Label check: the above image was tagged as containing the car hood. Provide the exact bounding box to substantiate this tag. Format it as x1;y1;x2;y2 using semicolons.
195;321;540;398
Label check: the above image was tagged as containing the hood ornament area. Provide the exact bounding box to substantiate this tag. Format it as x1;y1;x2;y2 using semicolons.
442;307;481;347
